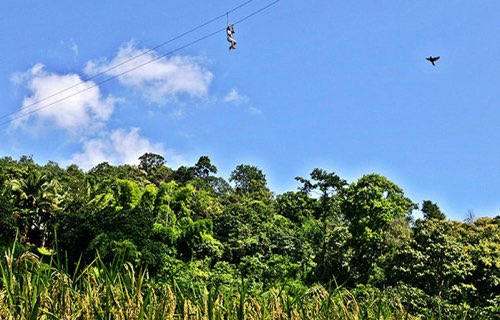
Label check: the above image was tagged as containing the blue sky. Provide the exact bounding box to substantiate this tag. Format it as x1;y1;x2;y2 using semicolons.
1;1;499;220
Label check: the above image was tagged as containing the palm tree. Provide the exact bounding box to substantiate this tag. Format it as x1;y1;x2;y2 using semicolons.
10;166;63;247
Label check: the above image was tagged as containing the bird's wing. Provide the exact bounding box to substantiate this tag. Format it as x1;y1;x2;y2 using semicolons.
426;57;432;61
433;56;440;61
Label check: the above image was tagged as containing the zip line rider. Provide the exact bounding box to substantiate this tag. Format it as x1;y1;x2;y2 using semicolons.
227;23;237;50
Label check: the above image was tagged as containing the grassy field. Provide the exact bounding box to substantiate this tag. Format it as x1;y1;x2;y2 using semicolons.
0;245;417;320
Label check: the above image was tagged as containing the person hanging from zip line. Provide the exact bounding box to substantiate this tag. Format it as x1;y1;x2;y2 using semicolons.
226;23;237;50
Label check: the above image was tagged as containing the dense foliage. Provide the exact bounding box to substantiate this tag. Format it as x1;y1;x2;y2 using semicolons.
0;154;498;319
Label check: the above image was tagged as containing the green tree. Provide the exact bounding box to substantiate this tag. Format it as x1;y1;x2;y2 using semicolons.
205;176;233;200
10;165;63;247
88;162;117;182
114;179;143;210
177;218;222;262
389;219;476;307
342;174;416;284
422;200;446;220
229;164;272;202
138;152;165;174
275;191;316;224
64;164;87;204
170;166;196;185
190;156;221;194
138;153;171;184
462;217;499;310
295;169;348;283
194;156;217;180
214;200;274;264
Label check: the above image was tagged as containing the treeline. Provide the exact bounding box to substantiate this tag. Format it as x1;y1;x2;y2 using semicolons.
0;153;498;318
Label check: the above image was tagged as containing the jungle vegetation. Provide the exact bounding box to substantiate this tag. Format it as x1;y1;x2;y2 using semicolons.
0;154;498;319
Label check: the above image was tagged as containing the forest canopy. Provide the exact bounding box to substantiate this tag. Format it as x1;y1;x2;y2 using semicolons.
0;154;498;319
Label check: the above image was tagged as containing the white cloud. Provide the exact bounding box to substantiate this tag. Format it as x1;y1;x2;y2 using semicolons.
223;88;262;115
224;88;249;105
11;64;116;133
248;107;263;116
69;127;169;170
84;41;213;104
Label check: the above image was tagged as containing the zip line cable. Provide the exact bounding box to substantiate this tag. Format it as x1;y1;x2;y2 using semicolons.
1;0;281;127
1;27;226;126
0;0;260;123
231;0;280;26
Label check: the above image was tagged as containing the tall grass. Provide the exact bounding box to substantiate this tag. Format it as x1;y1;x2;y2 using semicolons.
0;244;415;319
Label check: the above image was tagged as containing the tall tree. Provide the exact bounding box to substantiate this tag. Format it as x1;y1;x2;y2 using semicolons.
229;164;272;202
194;156;217;180
138;153;166;174
10;166;63;246
342;174;416;284
295;169;347;282
138;153;171;184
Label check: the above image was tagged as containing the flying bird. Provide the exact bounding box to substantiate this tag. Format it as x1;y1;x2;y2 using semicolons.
426;56;440;66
